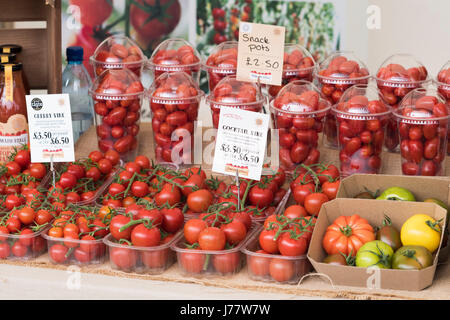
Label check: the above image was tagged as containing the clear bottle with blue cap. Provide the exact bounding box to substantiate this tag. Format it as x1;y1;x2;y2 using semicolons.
62;46;93;142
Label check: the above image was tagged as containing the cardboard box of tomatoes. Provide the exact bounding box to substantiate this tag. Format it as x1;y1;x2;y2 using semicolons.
336;174;450;262
307;198;447;291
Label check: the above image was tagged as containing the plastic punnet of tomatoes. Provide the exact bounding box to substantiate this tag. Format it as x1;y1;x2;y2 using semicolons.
435;61;450;154
0;201;56;261
270;81;331;172
203;41;238;92
97;157;179;211
333;85;391;176
171;213;257;277
89;35;146;78
206;76;265;129
375;54;429;152
103;204;185;274
393;87;449;176
242;210;315;284
267;44;316;100
148;72;203;165
314;51;370;149
89;69;144;161
147;38;202;83
42;204;115;265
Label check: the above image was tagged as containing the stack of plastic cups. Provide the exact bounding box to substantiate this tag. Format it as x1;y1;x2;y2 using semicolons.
269;81;331;173
375;54;429;152
333;84;391;177
204;41;238;92
314;51;370;149
393;87;448;176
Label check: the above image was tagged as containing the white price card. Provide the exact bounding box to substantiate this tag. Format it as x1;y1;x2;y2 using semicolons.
212;106;270;181
236;22;285;86
26;94;75;163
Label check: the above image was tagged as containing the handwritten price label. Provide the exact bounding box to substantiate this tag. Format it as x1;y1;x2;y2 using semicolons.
236;22;285;86
26;94;75;163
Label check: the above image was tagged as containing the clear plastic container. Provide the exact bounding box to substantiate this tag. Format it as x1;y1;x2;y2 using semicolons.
314;51;370;149
147;38;201;83
89;69;144;162
171;224;258;277
267;44;316;99
0;225;48;261
269;80;330;172
242;226;312;284
333;84;391;176
89;35;146;78
204;41;238;92
103;231;182;274
393;87;448;176
43;232;107;265
435;61;450;155
206;76;265;129
375;54;429;152
148;72;203;165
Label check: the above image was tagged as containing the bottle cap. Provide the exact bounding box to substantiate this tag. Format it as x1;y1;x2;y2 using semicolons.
67;46;84;62
0;62;22;71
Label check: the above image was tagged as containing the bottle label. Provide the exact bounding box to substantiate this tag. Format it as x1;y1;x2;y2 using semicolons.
3;47;10;53
1;56;7;63
4;64;13;102
0;114;29;164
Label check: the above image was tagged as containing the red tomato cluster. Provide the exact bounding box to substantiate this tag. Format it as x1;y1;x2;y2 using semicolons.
107;206;184;271
0;204;54;259
176;212;251;275
149;39;201;81
0;148;48;212
268;45;315;98
204;41;238;91
48;151;119;206
208;76;263;128
92;69;144;159
436;63;450;154
314;53;370;148
396;92;448;176
46;205;112;264
334;90;390;176
150;72;201;164
271;84;330;171
90;36;145;77
212;7;227;44
290;163;340;215
248;209;316;282
375;57;429;152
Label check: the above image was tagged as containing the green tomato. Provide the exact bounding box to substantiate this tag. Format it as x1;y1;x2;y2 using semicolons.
392;245;433;270
376;187;415;201
355;240;394;269
424;198;449;228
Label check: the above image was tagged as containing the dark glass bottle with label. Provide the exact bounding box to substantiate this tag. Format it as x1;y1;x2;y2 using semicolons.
0;63;28;164
0;44;30;95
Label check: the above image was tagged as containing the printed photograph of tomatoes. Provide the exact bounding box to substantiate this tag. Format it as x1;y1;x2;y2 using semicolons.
62;0;191;77
103;205;184;274
43;204;115;265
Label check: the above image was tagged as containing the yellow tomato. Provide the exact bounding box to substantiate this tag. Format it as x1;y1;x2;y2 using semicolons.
400;214;442;253
98;206;112;220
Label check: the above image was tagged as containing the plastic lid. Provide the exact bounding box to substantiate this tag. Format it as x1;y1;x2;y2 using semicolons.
0;62;22;71
437;60;450;85
0;44;22;54
315;51;370;83
283;43;315;74
148;38;201;71
271;80;331;114
90;35;145;67
394;87;448;121
207;75;264;105
0;53;16;64
376;54;428;85
148;71;202;101
89;68;144;100
67;46;84;62
204;41;238;72
333;84;390;117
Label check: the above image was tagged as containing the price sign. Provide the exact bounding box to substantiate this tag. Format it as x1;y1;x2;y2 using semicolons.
212;106;270;181
26;94;75;163
236;22;285;86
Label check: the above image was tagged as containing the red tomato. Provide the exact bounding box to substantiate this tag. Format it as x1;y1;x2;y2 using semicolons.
187;189;213;213
277;232;308;256
198;227;226;251
269;258;295;282
212;252;240;274
110;246;138;270
179;250;206;274
131;224;161;247
304;193;329;216
258;229;279;254
160;208;184;233
248;250;271;277
49;244;69;263
220;220;247;245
